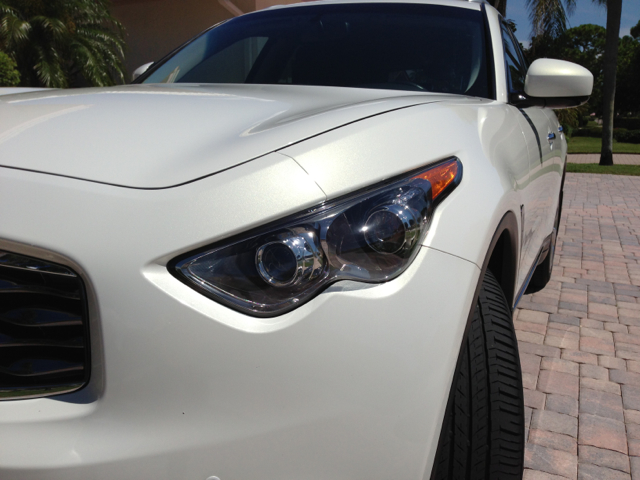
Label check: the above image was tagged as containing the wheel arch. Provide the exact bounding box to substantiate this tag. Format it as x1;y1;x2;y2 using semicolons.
483;211;519;309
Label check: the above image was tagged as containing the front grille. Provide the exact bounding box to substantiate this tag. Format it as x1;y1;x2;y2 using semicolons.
0;250;90;400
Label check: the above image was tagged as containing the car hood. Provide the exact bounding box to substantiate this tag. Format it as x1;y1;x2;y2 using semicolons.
0;83;448;189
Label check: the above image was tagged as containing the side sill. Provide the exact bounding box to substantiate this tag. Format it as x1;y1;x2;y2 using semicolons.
512;231;553;310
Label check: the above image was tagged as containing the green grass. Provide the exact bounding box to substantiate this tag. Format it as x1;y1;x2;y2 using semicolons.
567;136;640;154
566;164;640;176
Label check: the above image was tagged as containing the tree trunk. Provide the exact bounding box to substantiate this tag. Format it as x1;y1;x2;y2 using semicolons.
599;0;622;166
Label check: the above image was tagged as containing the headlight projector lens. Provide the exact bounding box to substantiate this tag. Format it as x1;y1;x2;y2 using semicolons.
364;204;422;254
256;231;325;287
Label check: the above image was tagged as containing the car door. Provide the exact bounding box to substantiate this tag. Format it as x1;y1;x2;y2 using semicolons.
500;21;555;288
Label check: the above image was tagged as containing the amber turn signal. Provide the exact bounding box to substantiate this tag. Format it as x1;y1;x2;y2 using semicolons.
413;159;459;200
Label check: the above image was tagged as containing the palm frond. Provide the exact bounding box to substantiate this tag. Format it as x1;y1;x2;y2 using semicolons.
0;0;127;87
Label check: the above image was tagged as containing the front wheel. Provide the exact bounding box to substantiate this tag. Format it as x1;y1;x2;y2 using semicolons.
432;270;525;480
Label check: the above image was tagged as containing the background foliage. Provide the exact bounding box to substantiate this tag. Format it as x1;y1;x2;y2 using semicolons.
0;0;126;88
0;50;19;86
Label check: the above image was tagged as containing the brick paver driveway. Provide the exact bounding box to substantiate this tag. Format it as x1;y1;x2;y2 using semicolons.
517;173;640;480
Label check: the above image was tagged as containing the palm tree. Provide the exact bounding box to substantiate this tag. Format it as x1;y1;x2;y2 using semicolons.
598;0;622;166
526;0;576;38
0;0;126;88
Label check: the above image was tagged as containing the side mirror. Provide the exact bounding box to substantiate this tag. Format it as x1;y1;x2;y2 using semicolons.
132;62;154;81
513;59;593;108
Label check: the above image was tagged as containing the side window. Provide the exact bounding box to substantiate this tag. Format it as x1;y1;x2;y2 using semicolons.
501;22;526;93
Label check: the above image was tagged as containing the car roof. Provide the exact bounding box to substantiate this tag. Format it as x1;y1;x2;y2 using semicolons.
258;0;486;13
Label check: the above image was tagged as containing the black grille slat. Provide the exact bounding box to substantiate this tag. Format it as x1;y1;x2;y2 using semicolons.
0;250;90;400
0;307;82;327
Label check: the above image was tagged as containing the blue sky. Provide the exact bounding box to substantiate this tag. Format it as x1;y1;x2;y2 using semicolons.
508;0;640;47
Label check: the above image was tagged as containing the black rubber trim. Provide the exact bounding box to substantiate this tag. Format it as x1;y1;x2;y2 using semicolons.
518;109;543;163
480;3;497;101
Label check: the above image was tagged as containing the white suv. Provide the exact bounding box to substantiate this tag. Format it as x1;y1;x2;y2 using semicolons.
0;1;592;479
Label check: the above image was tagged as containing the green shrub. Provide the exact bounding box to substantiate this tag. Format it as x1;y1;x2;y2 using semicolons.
615;129;640;144
572;126;640;143
561;124;574;138
573;127;602;138
615;118;640;130
0;52;20;87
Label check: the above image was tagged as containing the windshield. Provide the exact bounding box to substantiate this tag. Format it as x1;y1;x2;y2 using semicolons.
141;3;492;98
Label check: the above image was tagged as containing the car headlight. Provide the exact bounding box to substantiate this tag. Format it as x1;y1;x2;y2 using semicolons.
170;158;462;316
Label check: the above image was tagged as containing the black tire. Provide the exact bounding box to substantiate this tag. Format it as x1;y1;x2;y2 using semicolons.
431;270;524;480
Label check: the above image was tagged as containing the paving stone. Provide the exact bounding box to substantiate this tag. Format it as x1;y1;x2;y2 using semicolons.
529;428;577;454
628;423;640;440
617;349;640;361
563;350;599;365
620;316;640;328
520;310;551;325
546;393;579;417
524;387;546;410
516;174;640;479
590;303;619;317
539;370;580;399
582;318;605;329
516;320;549;335
526;406;533;429
520;300;559;314
542;357;580;375
631;457;640;480
523;470;570;480
550;313;581;326
523;372;538;390
630;440;640;457
615;333;640;346
581;336;616;355
580;364;609;380
549;322;581;333
560;308;589;319
520;341;562;358
518;330;546;344
532;410;578;437
620;309;640;319
626;409;640;425
607;323;630;333
582;327;614;341
546;334;580;349
580;377;622;395
562;301;589;313
610;369;640;387
628;360;640;373
578;445;630;473
618;343;640;353
525;443;578;479
579;389;624;421
600;355;628;370
578;463;630;480
521;352;543;375
578;413;628;454
618;302;640;311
